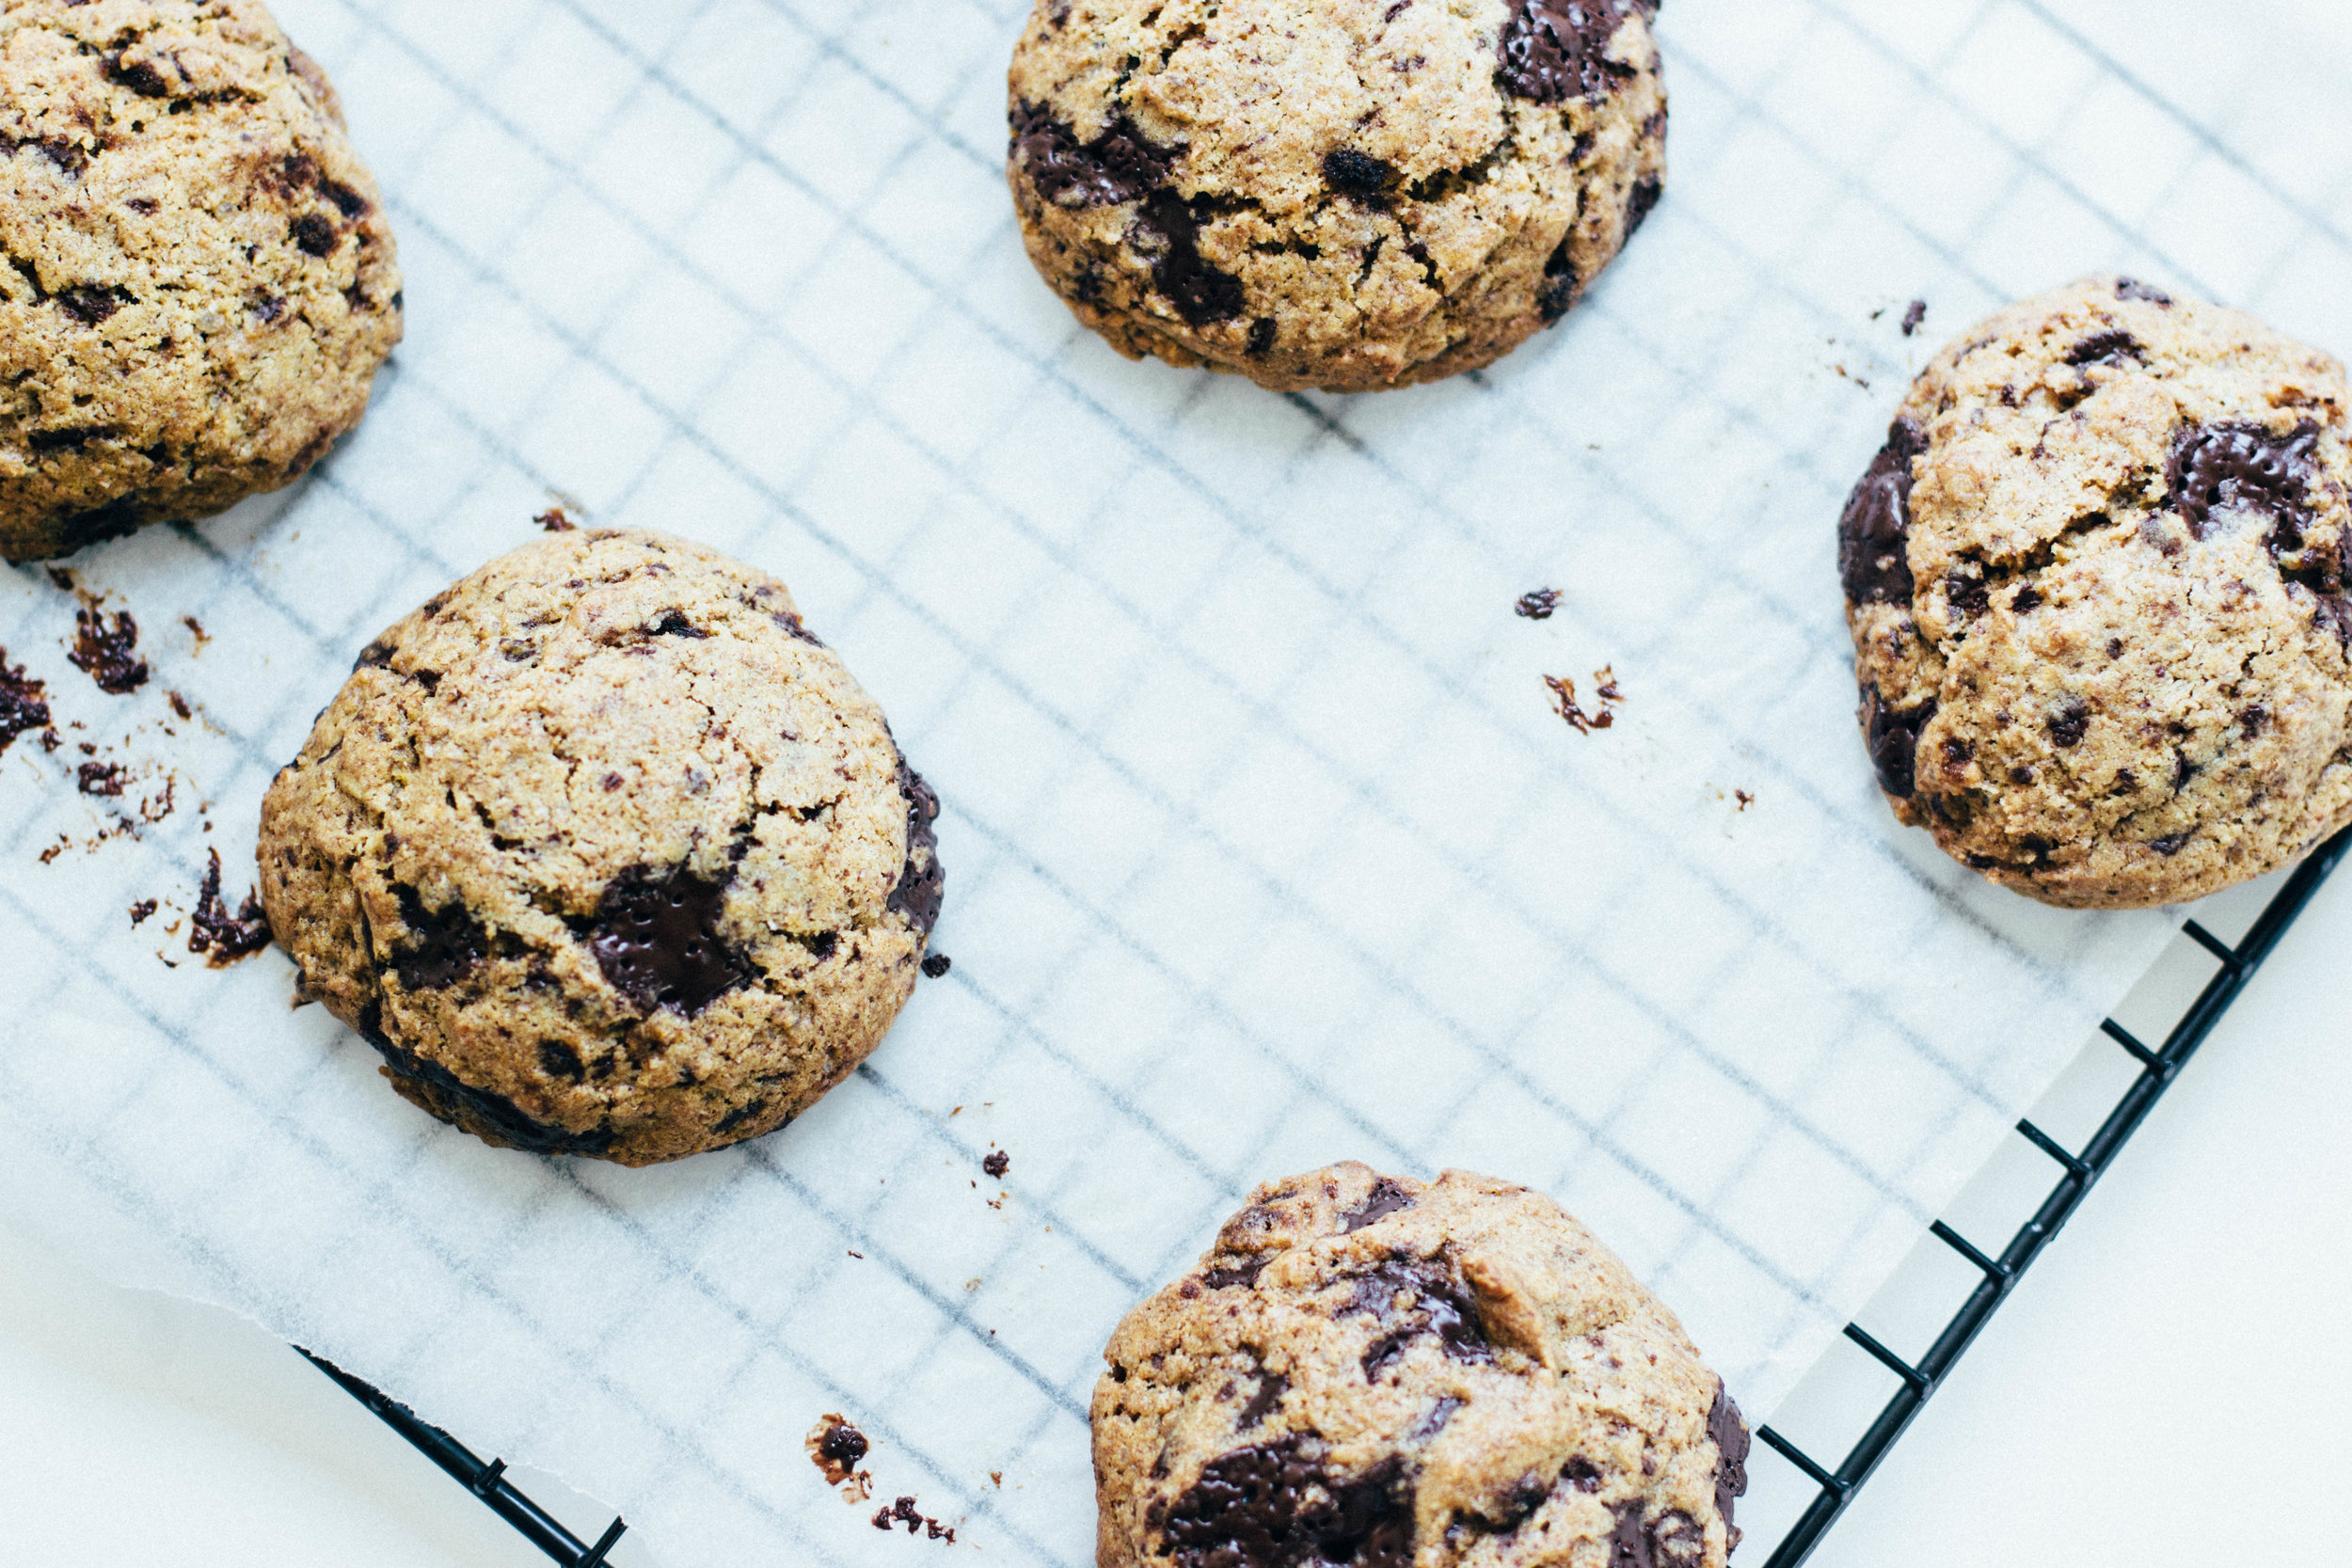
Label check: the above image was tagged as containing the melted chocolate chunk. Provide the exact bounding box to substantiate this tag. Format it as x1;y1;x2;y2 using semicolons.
2064;329;2140;369
1161;1441;1415;1568
1498;0;1654;103
56;284;131;326
711;1098;771;1135
1342;1256;1491;1377
1624;174;1662;234
574;863;750;1016
2165;420;2319;539
1410;1396;1463;1441
1537;236;1580;324
1945;570;1989;619
389;884;491;990
1838;417;1928;606
2048;698;2090;749
889;761;946;936
1707;1382;1749;1537
2010;584;2043;614
1136;188;1246;326
1563;1456;1604;1493
0;651;51;756
60;500;141;549
1341;1177;1416;1233
1862;685;1935;799
537;1039;586;1081
647;610;706;638
69;607;148;693
188;848;270;964
1247;317;1278;357
1238;1366;1289;1428
1009;103;1174;207
2115;277;2173;307
983;1148;1011;1179
1203;1257;1269;1291
292;212;338;257
1323;149;1398;202
2151;832;2192;856
360;1015;615;1157
808;1414;870;1486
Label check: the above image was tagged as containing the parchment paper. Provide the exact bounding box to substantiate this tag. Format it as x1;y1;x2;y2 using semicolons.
6;0;2348;1560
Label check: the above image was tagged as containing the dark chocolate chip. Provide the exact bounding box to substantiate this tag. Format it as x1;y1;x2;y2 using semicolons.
572;863;752;1016
1498;0;1656;104
1238;1366;1288;1429
889;760;946;937
322;179;371;219
106;55;177;98
69;607;148;694
1342;1255;1492;1377
1160;1440;1415;1568
1009;103;1174;207
1247;317;1278;357
1838;416;1929;606
537;1039;586;1081
1623;173;1662;234
712;1098;771;1136
1563;1456;1604;1493
1900;299;1927;336
1136;188;1246;326
2048;699;2090;748
921;951;952;978
1861;685;1936;798
1341;1177;1416;1233
1516;588;1562;620
361;1022;615;1157
291;212;338;256
983;1148;1010;1179
647;610;706;639
2151;832;2191;856
1323;149;1398;201
1536;236;1581;325
389;884;492;990
2165;420;2319;540
2064;329;2140;369
0;651;52;756
56;284;131;326
1411;1396;1464;1441
1944;571;1989;619
1708;1381;1749;1536
1203;1257;1269;1291
2115;277;2173;307
59;500;141;549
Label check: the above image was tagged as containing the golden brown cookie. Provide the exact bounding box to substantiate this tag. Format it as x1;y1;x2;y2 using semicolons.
1007;0;1665;393
258;529;944;1166
0;0;401;561
1093;1164;1747;1568
1842;277;2352;909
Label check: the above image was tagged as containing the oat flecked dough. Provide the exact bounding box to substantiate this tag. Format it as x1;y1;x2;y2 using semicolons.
259;530;945;1166
0;0;400;561
1008;0;1666;393
1842;277;2352;909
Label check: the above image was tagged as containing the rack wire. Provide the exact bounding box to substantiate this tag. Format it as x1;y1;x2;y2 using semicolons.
294;828;2347;1566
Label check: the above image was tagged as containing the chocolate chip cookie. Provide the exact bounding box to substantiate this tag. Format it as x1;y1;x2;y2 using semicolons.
1842;277;2352;909
1008;0;1666;394
258;529;944;1166
1093;1164;1747;1568
0;0;401;561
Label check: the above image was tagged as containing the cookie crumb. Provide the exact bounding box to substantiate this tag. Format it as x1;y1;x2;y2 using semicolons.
534;506;577;532
982;1148;1010;1179
1515;588;1562;620
921;952;952;978
69;607;149;695
187;848;271;965
182;615;210;648
989;1471;1002;1488
807;1413;871;1488
1546;667;1623;735
1735;790;1755;811
1901;299;1928;336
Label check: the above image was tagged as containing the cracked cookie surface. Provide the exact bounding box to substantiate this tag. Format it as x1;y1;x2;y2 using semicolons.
1008;0;1665;394
0;0;400;561
1843;277;2352;909
1094;1163;1746;1568
257;529;944;1166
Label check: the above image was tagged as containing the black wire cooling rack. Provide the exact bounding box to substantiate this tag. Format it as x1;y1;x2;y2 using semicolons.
297;828;2350;1567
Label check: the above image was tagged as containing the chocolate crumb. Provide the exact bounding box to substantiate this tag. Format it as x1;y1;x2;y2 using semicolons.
167;690;193;721
69;606;148;694
535;506;577;532
181;615;208;647
807;1414;871;1487
0;650;52;755
187;847;270;965
982;1148;1010;1179
76;760;128;797
1735;789;1755;811
921;952;952;978
130;898;157;926
1515;587;1563;620
1900;299;1927;336
1546;665;1623;734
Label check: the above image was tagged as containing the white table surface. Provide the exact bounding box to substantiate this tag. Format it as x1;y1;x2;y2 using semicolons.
4;863;2344;1566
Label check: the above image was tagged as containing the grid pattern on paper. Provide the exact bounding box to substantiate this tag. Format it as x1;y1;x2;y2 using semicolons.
3;0;2347;1562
